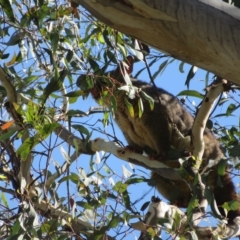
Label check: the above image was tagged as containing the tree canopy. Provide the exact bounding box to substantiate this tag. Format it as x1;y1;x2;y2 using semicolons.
0;0;240;239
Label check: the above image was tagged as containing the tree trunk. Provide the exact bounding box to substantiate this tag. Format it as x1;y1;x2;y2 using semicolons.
77;0;240;85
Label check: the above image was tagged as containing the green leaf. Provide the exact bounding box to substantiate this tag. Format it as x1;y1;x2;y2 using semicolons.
205;71;210;87
43;69;67;100
124;97;134;117
122;190;131;209
233;0;240;8
187;231;198;240
213;113;229;118
92;226;108;240
0;130;16;141
106;49;117;63
117;42;128;58
118;85;132;93
88;57;100;72
226;103;240;116
139;90;154;110
20;14;31;27
186;196;199;222
72;124;90;136
7;33;20;46
65;90;87;97
140;201;150;211
15;51;23;63
217;159;228;176
0;53;10;60
185;65;198;89
17;137;38;160
138;98;144;118
67;110;88;117
11;220;21;235
205;187;224;220
229;145;240;158
0;0;15;23
0;174;7;180
102;29;113;49
77;74;94;91
177;90;204;99
206;119;213;129
65;50;73;62
42;47;54;65
103;165;111;174
222;200;239;211
41;219;59;233
40;122;59;136
19;41;27;60
58;173;79;184
17;127;56;159
110;96;117;113
50;32;59;54
76;201;93;210
152;59;168;80
113;181;128;193
125;177;146;185
22;75;39;84
27;202;39;227
103;111;110;127
179;61;185;73
229;200;239;211
1;192;8;207
109;216;121;228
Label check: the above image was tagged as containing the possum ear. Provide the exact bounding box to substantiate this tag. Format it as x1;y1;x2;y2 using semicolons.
125;55;134;74
110;55;134;82
118;56;134;84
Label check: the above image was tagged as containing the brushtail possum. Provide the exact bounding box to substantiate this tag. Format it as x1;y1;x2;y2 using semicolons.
77;57;240;224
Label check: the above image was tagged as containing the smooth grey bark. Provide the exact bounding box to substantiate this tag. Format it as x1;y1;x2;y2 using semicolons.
77;0;240;85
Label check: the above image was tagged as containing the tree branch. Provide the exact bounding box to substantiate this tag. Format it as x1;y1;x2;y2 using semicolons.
77;0;240;84
0;67;32;188
192;78;228;169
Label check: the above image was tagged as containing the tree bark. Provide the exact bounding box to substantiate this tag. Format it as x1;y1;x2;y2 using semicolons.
77;0;240;85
